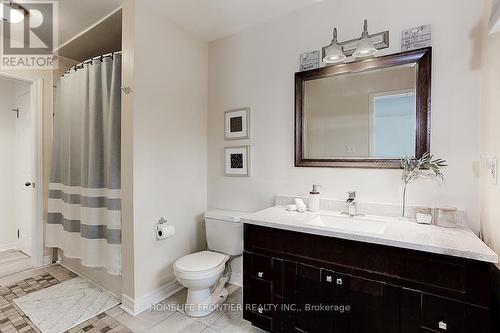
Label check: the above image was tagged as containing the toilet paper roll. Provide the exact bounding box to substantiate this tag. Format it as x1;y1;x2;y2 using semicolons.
157;225;175;240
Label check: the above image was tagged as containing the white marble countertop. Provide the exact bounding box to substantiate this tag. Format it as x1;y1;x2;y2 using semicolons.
242;206;499;264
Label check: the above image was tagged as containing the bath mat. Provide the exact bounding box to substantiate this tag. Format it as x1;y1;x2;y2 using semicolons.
13;276;120;333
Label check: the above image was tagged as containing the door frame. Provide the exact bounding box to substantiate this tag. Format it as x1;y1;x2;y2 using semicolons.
368;88;416;157
0;71;44;268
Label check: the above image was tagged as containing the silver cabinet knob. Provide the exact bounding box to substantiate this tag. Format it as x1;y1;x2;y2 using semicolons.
257;272;264;278
326;275;332;283
438;321;447;330
336;278;343;285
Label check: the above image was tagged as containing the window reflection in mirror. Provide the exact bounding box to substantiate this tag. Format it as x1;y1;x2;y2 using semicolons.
303;64;417;160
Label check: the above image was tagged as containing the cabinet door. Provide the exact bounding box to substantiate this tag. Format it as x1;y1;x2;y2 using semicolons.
400;288;422;333
292;263;335;333
333;274;400;333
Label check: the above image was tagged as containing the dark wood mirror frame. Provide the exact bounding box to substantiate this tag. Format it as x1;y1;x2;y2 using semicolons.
295;47;432;169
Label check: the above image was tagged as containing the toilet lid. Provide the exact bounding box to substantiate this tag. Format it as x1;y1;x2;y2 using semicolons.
174;251;228;273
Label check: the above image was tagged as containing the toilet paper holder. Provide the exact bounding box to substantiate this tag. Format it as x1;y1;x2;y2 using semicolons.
156;217;175;240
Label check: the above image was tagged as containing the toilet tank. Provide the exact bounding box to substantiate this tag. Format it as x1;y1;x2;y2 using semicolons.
204;209;247;256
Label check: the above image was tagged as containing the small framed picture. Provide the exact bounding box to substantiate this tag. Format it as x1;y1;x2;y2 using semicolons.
225;146;250;177
225;108;250;140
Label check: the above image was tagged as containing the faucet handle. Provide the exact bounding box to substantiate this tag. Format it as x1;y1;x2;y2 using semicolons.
311;184;321;194
347;191;356;200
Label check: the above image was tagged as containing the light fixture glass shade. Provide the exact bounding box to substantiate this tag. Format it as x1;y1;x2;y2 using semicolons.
323;28;346;64
353;19;378;58
323;43;346;64
0;3;26;24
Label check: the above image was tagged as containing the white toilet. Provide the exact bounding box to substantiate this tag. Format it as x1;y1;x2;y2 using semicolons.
174;209;245;317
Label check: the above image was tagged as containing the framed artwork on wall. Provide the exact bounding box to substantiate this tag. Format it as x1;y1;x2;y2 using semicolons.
225;145;250;177
225;108;250;140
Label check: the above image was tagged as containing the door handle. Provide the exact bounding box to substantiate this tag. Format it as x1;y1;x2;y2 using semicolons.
25;182;34;188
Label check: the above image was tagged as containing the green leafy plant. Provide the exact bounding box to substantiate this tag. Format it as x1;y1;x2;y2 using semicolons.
400;153;447;218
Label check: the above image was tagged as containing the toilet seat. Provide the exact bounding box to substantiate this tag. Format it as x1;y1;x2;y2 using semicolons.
174;251;229;279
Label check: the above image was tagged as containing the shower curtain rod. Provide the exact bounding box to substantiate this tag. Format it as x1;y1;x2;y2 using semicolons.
62;51;122;76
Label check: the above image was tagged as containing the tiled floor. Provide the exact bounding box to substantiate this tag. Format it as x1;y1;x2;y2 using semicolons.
115;286;265;333
0;263;263;333
0;265;129;333
0;251;32;279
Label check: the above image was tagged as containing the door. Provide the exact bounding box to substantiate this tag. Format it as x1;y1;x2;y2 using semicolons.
15;83;34;256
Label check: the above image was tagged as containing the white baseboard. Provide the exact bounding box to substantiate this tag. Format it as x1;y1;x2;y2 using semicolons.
0;242;18;252
121;280;184;316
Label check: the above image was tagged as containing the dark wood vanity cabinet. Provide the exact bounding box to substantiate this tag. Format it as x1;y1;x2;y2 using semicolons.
243;224;494;333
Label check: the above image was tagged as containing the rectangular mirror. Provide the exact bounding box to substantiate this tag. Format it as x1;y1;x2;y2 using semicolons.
295;48;431;168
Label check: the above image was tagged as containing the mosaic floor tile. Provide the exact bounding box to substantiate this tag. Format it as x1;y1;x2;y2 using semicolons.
0;266;129;333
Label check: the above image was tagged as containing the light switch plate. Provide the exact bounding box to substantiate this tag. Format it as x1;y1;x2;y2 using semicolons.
492;157;498;185
480;155;498;185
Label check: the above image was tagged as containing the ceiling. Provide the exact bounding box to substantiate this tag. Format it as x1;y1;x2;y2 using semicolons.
490;0;500;34
53;0;323;46
58;10;122;62
56;0;126;46
145;0;323;41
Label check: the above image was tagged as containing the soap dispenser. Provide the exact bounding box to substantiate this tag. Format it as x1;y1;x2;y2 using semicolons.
309;184;321;212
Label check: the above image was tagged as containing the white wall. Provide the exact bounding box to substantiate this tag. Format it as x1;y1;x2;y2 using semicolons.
208;0;483;233
125;0;208;300
121;0;135;300
480;0;500;268
0;79;18;250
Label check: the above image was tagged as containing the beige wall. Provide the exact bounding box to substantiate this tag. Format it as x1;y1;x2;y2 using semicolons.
208;0;483;233
304;65;415;158
121;0;135;299
480;0;500;268
53;56;79;79
121;0;208;301
0;79;18;249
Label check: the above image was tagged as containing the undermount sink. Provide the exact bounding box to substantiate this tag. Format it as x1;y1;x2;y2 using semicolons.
305;213;387;235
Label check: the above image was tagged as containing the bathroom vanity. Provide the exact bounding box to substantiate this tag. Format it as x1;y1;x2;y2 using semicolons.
242;207;498;333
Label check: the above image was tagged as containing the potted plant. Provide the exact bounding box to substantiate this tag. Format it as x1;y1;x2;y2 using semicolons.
400;153;447;218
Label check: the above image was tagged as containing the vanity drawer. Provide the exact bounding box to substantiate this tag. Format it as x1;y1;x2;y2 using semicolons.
246;252;272;281
245;277;273;306
244;277;274;330
421;294;465;333
246;310;273;332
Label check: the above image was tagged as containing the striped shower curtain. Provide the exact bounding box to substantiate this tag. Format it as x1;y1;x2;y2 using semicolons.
47;54;122;275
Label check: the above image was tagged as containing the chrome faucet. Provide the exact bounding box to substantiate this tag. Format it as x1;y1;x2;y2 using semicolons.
346;191;358;217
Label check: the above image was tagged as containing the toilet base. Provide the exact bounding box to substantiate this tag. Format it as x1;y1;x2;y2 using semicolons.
184;287;228;317
184;276;229;317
